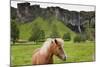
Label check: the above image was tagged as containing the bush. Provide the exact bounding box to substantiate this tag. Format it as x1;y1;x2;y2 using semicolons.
50;31;60;38
11;20;19;44
85;28;95;41
29;23;45;42
50;24;61;38
74;34;86;43
38;30;45;42
63;33;71;41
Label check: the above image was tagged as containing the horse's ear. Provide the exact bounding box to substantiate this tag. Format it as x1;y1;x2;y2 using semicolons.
54;39;58;44
51;40;53;44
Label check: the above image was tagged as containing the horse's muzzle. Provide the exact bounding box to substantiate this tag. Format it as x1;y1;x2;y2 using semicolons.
63;56;66;61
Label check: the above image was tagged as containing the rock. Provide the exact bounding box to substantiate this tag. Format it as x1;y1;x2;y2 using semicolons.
11;2;95;33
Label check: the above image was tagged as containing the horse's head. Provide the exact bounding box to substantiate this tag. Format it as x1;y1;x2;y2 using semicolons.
52;38;67;61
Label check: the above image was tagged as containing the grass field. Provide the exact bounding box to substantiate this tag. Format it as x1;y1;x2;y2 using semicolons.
11;41;95;66
18;17;76;40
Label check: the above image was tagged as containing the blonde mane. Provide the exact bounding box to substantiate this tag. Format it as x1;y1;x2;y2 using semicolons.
40;38;64;53
32;38;66;64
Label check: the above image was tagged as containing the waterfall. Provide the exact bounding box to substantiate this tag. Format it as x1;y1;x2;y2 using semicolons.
78;12;81;33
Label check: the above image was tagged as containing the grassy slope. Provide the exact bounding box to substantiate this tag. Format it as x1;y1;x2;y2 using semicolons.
11;41;95;66
18;17;76;40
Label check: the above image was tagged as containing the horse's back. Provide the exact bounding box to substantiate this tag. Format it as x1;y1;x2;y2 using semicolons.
32;48;41;64
33;48;40;53
32;48;49;65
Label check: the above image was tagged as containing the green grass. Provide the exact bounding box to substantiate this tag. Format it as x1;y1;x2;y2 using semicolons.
11;41;95;66
18;17;76;40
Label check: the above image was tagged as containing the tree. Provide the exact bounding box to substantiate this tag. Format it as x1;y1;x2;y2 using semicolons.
38;30;45;42
50;24;60;38
29;23;40;42
63;33;71;41
11;20;19;44
83;21;95;41
73;33;86;43
29;23;45;42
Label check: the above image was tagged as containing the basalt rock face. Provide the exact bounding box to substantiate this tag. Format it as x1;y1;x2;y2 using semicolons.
11;7;17;19
11;2;95;32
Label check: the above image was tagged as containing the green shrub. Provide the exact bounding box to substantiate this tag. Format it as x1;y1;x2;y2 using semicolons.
38;30;45;42
74;34;86;43
11;20;20;44
49;24;61;38
63;33;71;41
29;23;45;42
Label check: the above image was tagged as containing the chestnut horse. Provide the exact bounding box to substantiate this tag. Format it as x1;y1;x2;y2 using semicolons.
32;38;67;65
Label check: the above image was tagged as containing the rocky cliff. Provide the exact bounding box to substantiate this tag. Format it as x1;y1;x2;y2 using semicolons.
11;2;95;33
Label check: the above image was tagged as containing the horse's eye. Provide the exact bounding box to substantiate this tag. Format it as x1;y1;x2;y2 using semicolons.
59;47;61;49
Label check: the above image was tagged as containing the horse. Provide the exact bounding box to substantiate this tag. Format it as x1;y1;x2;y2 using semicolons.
32;38;67;65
